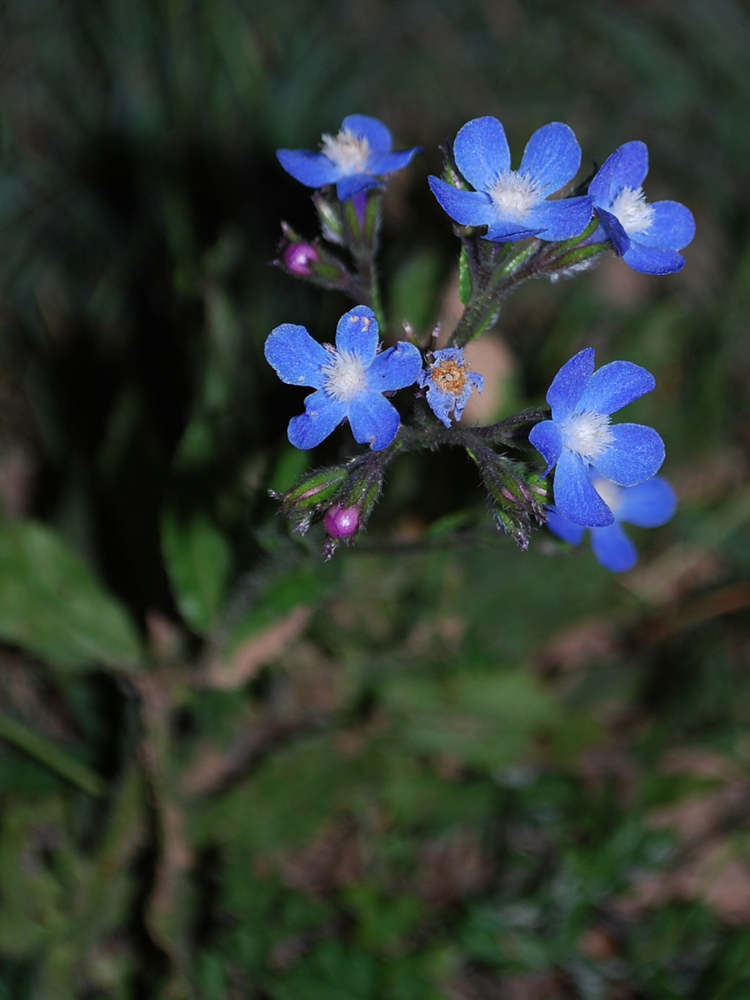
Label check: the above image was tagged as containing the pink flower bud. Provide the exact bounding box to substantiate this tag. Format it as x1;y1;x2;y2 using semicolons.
283;242;319;276
324;504;359;539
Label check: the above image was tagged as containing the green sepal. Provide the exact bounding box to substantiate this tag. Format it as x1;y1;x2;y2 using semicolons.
468;446;548;551
312;192;345;245
272;464;349;533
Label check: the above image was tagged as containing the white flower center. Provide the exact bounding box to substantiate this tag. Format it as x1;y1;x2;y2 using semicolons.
321;349;368;402
561;411;614;462
488;171;541;220
609;185;654;236
321;128;371;175
592;476;622;515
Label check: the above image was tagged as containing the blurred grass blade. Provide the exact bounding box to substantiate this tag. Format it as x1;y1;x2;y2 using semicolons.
0;712;106;798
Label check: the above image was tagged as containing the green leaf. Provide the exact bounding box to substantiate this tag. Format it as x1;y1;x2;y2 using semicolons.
161;511;232;635
0;520;142;673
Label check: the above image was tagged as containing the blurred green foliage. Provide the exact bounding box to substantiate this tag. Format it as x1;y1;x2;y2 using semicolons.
1;0;750;997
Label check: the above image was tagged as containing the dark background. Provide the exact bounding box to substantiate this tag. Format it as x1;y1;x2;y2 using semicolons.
1;1;750;997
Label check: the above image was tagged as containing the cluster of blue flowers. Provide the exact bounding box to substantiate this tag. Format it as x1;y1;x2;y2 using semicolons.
428;117;695;275
268;113;693;569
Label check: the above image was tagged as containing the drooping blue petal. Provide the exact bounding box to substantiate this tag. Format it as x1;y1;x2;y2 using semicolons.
622;241;685;275
590;522;638;572
607;140;649;190
341;114;392;153
593;423;665;486
276;149;343;188
424;385;455;428
287;391;347;449
518;122;582;196
546;508;586;546
453;116;511;192
635;200;696;250
348;391;401;450
595;207;631;256
528;420;563;474
335;174;381;201
366;341;422;391
546;348;595;421
265;324;330;388
334;306;379;360
577;360;655;415
523;195;594;241
588;147;624;206
483;220;544;242
369;148;421;175
616;475;677;527
554;449;615;527
428;177;495;227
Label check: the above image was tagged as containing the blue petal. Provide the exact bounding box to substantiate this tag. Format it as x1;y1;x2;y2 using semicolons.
428;177;495;227
607;140;649;191
577;360;655;415
588;147;624;206
621;241;685;275
593;423;665;486
425;386;455;427
336;174;381;201
335;306;379;360
265;324;329;388
276;149;341;188
546;348;595;421
366;341;422;391
636;200;695;250
546;508;586;546
453;116;511;192
554;449;615;527
616;475;676;527
524;196;594;241
287;390;347;449
529;420;562;474
590;522;638;572
341;114;392;152
595;207;631;256
348;391;401;450
518;122;582;196
369;148;421;175
483;221;544;242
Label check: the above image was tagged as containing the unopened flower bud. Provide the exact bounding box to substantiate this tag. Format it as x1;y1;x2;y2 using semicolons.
324;504;360;539
283;242;319;276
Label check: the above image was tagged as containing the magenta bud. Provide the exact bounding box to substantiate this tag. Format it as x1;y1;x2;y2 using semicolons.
283;242;319;276
324;504;360;539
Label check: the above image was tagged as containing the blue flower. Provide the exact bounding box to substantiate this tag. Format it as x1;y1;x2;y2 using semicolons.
276;115;421;202
418;348;484;427
265;305;422;451
528;348;665;528
588;141;695;275
428;116;593;243
546;473;676;572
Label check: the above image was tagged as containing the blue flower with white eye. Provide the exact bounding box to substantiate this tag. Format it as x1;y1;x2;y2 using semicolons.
546;473;676;572
276;115;421;202
264;305;422;451
528;348;665;528
428;116;593;243
588;141;695;275
419;348;484;427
